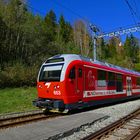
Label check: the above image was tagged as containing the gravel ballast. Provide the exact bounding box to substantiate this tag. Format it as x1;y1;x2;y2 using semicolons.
61;99;140;140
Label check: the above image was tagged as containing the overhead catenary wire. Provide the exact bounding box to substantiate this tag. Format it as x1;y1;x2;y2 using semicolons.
22;0;100;33
23;1;139;39
50;0;85;20
132;0;140;20
124;0;139;24
23;1;46;16
26;0;91;24
124;0;140;36
133;0;140;14
48;0;102;33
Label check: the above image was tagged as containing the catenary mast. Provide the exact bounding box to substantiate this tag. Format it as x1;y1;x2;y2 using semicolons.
90;24;140;61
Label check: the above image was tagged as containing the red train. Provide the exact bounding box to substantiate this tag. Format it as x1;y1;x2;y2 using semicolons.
33;54;140;113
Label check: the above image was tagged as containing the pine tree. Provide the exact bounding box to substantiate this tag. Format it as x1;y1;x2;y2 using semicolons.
44;10;57;41
58;15;73;43
124;34;139;63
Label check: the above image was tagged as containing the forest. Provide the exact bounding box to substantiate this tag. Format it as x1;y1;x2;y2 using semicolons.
0;0;140;88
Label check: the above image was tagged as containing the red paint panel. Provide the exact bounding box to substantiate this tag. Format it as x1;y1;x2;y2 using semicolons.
37;81;65;100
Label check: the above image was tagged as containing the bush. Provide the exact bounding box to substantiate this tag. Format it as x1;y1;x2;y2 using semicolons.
0;63;39;88
134;63;140;72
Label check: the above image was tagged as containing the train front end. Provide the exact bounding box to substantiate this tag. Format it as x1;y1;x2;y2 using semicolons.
33;56;67;112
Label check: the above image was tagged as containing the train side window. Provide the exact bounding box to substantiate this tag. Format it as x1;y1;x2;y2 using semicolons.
78;68;82;77
108;72;115;86
137;78;140;86
116;74;123;92
97;70;107;86
69;67;75;79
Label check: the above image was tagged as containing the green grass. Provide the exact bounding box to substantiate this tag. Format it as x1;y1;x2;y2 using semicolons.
0;87;38;114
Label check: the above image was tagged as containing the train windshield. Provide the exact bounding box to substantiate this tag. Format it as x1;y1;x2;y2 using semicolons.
39;64;63;82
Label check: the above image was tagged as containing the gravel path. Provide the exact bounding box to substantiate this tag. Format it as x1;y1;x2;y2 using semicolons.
61;99;140;140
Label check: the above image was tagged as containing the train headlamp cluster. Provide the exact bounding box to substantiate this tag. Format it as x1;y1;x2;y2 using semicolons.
38;85;42;88
54;85;60;90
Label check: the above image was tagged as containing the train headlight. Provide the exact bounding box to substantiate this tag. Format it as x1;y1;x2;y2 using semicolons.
54;85;60;90
38;85;42;88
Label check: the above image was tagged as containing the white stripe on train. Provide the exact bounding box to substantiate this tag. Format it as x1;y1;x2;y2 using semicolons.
83;89;140;98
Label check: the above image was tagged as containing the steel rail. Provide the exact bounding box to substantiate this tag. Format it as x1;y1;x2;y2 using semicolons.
81;107;140;140
124;125;140;140
0;111;60;129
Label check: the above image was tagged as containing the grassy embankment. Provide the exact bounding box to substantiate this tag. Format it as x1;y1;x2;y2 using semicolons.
0;87;38;114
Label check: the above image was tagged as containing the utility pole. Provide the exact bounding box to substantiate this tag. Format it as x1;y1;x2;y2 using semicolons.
90;24;100;61
90;24;140;61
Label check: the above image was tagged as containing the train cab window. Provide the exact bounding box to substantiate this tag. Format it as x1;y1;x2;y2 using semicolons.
39;64;63;82
116;74;123;92
108;72;115;86
69;67;75;79
137;78;140;86
97;70;107;86
78;68;82;77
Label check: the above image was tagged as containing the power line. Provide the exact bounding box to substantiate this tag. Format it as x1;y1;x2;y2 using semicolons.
22;1;46;16
49;0;101;32
124;0;140;24
132;0;140;20
22;0;100;33
24;0;88;21
50;0;86;20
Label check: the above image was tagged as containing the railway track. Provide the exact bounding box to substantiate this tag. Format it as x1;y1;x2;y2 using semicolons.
82;107;140;140
0;110;60;129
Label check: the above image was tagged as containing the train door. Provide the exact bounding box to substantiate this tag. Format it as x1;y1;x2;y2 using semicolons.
126;77;132;96
76;65;84;100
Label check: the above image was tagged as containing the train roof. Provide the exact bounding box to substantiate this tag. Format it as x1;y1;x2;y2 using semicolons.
47;54;140;77
93;60;140;77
